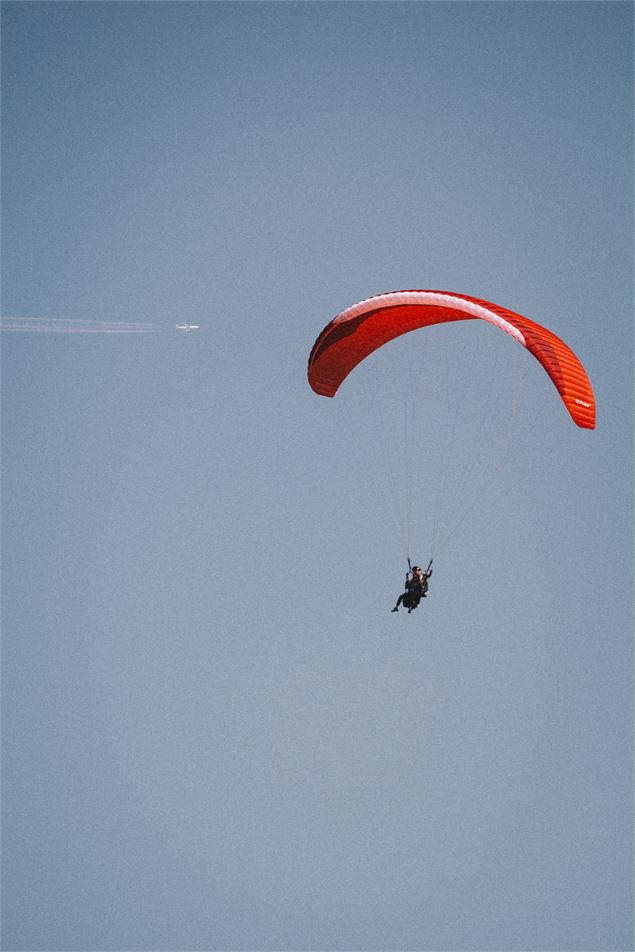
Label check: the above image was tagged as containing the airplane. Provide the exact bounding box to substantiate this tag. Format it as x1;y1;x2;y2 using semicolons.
175;324;200;332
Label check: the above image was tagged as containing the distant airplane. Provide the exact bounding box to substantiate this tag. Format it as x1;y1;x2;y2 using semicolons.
175;324;199;332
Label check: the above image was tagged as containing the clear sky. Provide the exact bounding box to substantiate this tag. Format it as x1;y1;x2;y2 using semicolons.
2;3;632;950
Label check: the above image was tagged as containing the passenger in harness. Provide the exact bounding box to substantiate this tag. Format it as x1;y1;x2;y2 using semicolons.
391;561;432;613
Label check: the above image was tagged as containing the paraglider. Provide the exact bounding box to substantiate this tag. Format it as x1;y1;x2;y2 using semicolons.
308;290;595;613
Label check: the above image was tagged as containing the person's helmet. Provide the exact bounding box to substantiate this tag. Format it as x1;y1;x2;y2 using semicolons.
412;565;421;571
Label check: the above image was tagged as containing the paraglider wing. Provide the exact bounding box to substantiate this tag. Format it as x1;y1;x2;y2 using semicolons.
307;290;595;429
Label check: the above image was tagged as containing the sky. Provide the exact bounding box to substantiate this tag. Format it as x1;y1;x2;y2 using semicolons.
1;2;633;950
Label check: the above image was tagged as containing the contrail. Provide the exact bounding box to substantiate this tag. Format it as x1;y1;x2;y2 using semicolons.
1;316;160;334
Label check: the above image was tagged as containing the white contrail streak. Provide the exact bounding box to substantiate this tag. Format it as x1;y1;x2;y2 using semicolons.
1;317;160;334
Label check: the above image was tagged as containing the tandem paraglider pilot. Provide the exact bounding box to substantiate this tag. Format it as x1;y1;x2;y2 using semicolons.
391;561;432;614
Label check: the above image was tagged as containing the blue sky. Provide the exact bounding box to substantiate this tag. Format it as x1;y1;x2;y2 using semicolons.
2;3;632;950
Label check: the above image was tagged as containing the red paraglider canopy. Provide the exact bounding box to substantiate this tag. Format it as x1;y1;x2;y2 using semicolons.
308;290;595;429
